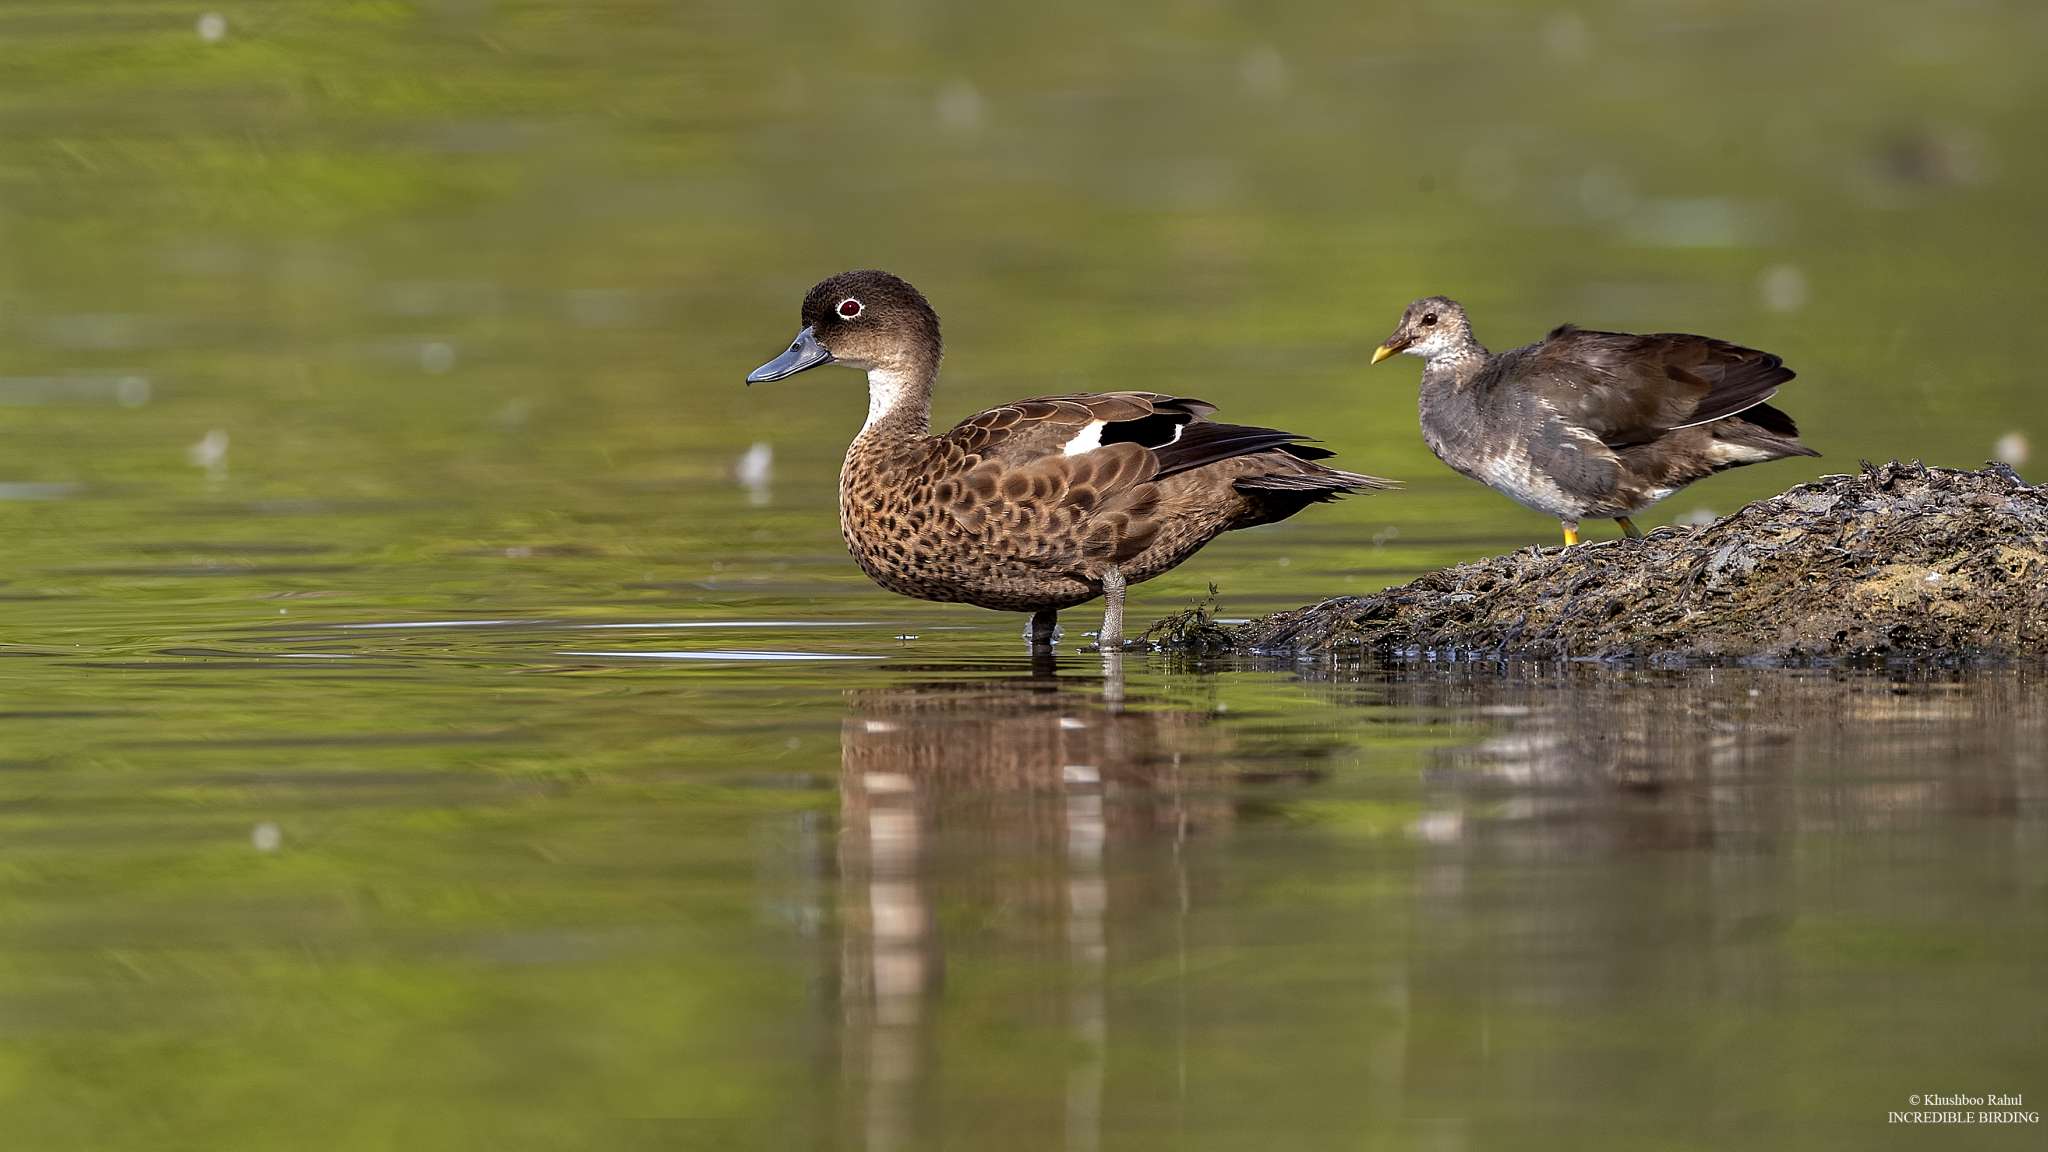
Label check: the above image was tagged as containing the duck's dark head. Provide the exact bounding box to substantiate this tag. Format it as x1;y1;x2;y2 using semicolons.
1372;296;1474;364
746;270;943;384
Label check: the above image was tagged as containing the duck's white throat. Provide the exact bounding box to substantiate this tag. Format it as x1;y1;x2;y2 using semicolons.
862;368;913;433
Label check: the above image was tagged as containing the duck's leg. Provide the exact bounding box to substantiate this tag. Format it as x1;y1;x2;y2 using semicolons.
1025;609;1059;650
1097;565;1127;650
1561;520;1581;547
1615;516;1643;540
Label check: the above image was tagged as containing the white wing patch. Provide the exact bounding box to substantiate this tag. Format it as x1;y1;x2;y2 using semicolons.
1062;420;1107;457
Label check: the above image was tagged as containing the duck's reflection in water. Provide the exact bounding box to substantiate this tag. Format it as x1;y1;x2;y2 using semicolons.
833;660;1324;1151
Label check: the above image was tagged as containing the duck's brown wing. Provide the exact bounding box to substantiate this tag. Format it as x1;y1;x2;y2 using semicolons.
944;392;1214;465
1509;326;1796;448
932;393;1185;572
934;392;1380;573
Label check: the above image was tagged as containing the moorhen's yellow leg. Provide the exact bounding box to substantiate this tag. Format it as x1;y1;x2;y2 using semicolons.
1561;522;1581;547
1616;516;1643;540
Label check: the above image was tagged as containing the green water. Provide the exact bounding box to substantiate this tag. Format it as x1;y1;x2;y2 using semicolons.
2;2;2043;1148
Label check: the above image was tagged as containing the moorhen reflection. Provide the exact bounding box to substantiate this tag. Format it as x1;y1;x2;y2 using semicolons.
1318;667;2048;1126
1348;666;2047;850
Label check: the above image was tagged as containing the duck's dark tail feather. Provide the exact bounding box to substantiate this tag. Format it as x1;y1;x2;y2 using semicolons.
1236;467;1396;499
1151;421;1319;481
1154;421;1398;497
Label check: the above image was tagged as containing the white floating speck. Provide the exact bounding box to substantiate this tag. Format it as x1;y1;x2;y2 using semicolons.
863;772;915;795
734;441;773;506
1239;45;1288;99
1994;431;2028;467
419;341;457;374
862;720;900;734
197;13;227;42
1542;11;1591;62
1062;764;1100;787
1758;263;1808;314
187;428;229;471
251;821;281;852
496;398;534;427
1058;717;1087;730
1409;811;1463;843
734;441;772;483
936;81;984;134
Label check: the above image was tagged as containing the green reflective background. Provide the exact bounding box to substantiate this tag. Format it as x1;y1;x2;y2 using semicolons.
1;2;2043;1149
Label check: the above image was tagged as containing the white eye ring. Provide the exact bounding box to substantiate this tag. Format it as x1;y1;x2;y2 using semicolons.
837;297;864;319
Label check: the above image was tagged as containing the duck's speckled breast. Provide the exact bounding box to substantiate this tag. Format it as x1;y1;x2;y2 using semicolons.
838;436;1098;612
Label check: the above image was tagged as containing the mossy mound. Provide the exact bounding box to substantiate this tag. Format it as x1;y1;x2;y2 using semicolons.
1170;462;2047;664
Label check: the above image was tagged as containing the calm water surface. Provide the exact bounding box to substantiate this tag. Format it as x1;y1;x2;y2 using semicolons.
2;2;2044;1148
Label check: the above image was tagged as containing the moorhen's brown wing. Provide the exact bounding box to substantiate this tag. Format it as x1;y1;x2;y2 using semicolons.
1502;326;1796;449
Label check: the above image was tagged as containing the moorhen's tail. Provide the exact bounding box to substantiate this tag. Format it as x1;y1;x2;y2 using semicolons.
1710;403;1821;466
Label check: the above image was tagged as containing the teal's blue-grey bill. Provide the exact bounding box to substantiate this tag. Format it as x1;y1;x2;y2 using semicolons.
746;326;832;383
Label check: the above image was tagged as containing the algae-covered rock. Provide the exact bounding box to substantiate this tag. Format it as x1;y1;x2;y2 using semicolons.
1194;462;2046;663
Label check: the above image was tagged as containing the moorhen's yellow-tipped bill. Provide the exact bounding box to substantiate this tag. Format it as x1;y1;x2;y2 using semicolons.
746;326;832;384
